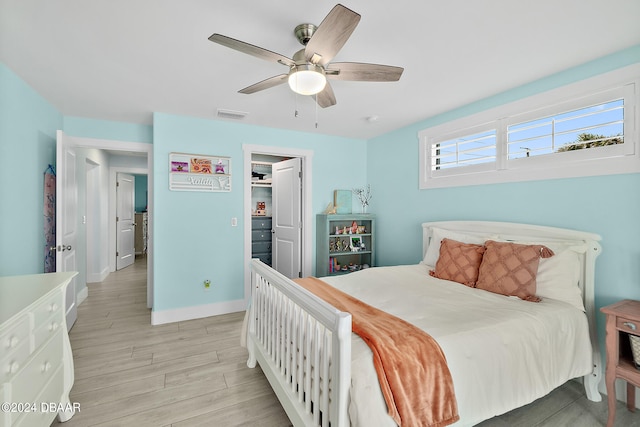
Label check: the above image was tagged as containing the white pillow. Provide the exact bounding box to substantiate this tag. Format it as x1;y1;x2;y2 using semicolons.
535;245;585;312
422;227;494;267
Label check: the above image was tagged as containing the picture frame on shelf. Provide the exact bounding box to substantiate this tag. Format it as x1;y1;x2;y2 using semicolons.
334;190;352;214
350;235;365;252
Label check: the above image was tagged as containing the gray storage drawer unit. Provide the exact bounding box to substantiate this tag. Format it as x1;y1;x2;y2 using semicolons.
252;217;272;266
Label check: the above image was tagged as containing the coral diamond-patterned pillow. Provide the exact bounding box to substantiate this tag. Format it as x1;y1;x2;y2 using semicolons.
476;240;554;302
429;238;485;287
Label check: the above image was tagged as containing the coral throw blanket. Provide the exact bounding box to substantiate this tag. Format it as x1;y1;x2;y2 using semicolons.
295;277;459;427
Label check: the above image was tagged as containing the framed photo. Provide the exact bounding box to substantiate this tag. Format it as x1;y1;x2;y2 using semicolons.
350;235;365;252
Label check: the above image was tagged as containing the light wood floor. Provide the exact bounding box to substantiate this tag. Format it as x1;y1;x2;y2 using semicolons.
52;257;639;426
51;257;290;427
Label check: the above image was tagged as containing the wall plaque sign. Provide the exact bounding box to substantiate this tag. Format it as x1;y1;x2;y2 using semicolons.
169;152;231;192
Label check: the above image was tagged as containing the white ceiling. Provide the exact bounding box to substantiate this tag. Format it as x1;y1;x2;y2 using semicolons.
1;1;639;140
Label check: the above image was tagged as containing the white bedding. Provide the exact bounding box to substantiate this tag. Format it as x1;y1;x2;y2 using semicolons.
320;263;593;427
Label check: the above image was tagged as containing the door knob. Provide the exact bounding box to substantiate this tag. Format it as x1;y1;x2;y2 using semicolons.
58;245;72;251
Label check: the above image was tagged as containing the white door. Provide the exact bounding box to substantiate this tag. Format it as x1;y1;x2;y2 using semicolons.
116;173;135;270
55;130;78;331
272;158;302;279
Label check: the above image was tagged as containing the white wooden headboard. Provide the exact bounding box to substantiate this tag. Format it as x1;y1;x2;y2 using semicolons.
421;220;603;401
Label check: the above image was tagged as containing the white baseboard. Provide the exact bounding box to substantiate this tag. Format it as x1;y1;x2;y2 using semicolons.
86;267;109;284
151;299;248;325
77;286;88;306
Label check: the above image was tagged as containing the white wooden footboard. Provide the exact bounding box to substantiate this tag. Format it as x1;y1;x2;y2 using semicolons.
248;259;352;427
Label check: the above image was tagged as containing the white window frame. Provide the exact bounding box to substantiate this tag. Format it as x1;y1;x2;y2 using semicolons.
419;64;640;189
429;122;498;177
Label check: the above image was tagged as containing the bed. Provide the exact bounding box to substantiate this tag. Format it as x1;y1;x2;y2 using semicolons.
245;221;603;426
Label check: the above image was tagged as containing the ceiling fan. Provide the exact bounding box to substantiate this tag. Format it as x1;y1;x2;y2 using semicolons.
208;3;403;108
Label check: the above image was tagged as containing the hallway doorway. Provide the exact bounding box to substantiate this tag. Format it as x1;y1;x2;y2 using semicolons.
59;134;154;314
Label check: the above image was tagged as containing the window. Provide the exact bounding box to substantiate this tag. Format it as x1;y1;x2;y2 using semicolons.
507;99;624;160
419;66;639;189
432;129;496;170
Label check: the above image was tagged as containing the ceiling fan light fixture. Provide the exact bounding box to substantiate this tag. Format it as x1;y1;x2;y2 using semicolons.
288;64;326;96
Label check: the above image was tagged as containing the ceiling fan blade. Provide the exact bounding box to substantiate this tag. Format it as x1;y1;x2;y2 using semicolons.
326;62;404;82
315;82;336;108
209;34;295;67
238;74;289;94
305;4;361;66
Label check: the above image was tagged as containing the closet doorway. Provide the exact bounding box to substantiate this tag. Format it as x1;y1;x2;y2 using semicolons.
243;145;313;303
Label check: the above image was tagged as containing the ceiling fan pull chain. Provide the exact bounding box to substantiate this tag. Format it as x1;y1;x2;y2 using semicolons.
294;92;299;118
315;95;319;129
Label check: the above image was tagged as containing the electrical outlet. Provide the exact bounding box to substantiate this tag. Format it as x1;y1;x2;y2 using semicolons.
204;279;211;290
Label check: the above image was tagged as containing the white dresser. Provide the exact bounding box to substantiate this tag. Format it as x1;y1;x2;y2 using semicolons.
0;272;78;427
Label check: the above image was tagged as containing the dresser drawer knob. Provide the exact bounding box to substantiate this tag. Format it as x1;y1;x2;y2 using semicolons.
41;362;52;373
623;321;637;330
6;361;19;374
49;303;59;312
48;322;59;332
4;336;19;349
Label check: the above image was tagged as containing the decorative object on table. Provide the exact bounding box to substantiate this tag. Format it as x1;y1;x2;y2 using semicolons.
256;201;266;216
334;190;352;214
169;152;231;192
352;185;372;213
44;165;56;273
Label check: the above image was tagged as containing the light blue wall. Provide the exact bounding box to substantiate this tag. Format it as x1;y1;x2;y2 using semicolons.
367;45;640;365
64;116;153;144
152;113;367;312
0;63;63;276
368;45;640;302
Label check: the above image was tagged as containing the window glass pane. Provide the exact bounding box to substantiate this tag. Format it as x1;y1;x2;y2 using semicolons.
507;99;624;159
432;130;496;170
